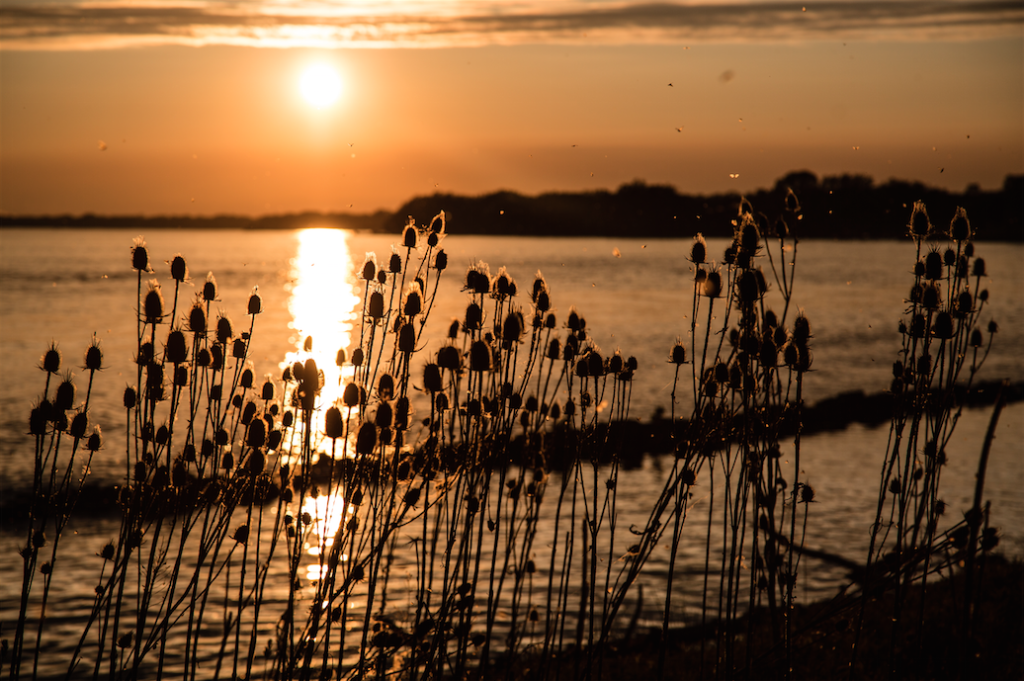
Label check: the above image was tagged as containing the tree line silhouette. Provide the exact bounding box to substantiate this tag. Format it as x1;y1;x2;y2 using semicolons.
4;172;1021;241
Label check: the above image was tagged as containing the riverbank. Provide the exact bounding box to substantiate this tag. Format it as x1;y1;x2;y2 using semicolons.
499;554;1023;680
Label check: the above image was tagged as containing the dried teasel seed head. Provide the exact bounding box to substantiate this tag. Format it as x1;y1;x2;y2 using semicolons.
403;284;423;317
950;206;971;241
714;362;729;384
246;419;266;449
403;223;418;248
792;315;811;347
188;302;207;335
42;344;61;374
55;375;76;411
469;339;491;372
216;315;233;344
123;386;137;409
137;340;154;365
737;270;760;303
398;322;416;354
203;272;218;301
29;401;49;435
783;343;799;368
943;248;957;267
464;302;482;331
546;338;562;361
342;381;361;408
969;328;983;347
70;411;89;439
702;271;722;299
376;373;394;400
491;267;516;299
435;346;460;373
144;281;165;323
79;339;103;373
362;254;377;281
232;338;247;359
165;330;188;364
247;287;262;315
608;353;624;374
689;234;707;264
567;308;582;331
908;200;932;238
435;249;448;271
170;254;188;282
429;210;446;236
502;311;524;343
723;243;737;265
955;291;974;317
739;218;759;251
922;282;941;310
131;236;150;272
563;334;579;361
423;363;443;393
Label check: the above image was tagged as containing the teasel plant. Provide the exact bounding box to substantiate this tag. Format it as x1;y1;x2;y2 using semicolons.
12;337;103;680
13;200;827;681
594;192;813;681
851;202;1002;675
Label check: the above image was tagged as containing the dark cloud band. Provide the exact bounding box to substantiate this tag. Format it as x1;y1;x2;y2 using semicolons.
2;1;1021;49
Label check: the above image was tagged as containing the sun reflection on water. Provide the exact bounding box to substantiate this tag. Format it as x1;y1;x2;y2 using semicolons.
282;228;361;458
303;492;355;579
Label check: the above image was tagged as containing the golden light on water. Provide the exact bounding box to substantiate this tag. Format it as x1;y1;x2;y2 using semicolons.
303;492;354;579
283;228;361;450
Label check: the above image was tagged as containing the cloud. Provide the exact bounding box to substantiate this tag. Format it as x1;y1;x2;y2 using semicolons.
1;1;1021;50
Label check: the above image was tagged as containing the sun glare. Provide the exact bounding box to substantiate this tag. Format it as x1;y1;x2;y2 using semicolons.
299;63;343;109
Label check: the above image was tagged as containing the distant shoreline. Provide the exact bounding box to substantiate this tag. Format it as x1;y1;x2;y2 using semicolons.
3;171;1021;241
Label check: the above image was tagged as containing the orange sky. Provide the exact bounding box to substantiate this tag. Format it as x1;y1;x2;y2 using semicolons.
1;1;1021;216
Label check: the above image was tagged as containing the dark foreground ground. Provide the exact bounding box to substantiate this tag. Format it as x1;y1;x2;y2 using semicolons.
497;555;1022;680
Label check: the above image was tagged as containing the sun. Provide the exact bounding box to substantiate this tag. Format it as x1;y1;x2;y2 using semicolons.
299;64;343;109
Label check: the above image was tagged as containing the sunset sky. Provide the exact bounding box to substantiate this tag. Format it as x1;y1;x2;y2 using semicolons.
1;1;1021;217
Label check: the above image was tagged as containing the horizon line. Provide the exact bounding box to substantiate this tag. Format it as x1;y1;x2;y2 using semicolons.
2;170;1019;221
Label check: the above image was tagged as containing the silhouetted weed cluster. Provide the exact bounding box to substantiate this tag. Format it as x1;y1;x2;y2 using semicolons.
8;199;1006;680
